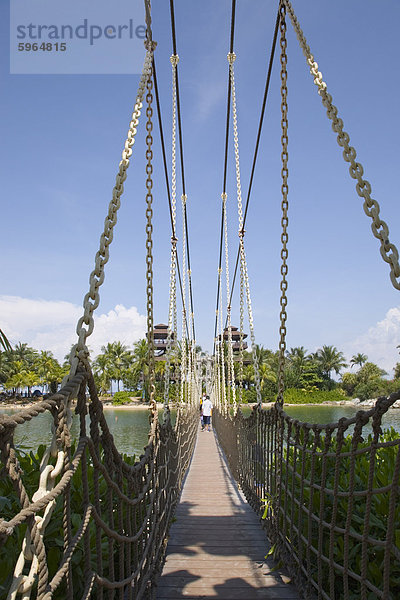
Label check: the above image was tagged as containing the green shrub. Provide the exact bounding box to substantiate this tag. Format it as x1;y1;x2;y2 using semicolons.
284;388;346;404
112;390;134;405
0;444;136;600
240;388;257;404
278;427;400;598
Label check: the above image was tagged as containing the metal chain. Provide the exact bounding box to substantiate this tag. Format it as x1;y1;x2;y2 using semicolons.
180;194;188;405
283;0;400;291
163;54;179;418
145;69;156;415
228;51;262;406
277;3;289;406
222;193;237;412
214;329;220;411
67;48;154;379
187;339;192;407
239;257;244;405
217;269;228;414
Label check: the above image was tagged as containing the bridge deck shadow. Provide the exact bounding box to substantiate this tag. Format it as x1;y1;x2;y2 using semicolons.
156;426;300;599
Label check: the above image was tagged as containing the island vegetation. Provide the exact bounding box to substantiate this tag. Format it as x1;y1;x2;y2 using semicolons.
1;333;400;405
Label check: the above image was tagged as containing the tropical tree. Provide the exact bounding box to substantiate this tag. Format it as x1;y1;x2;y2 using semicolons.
356;362;386;384
340;372;358;396
242;364;254;390
350;353;368;369
34;351;66;393
0;351;13;387
98;342;132;393
0;330;12;388
315;345;347;389
92;353;112;395
4;358;40;396
394;363;400;380
131;338;149;395
24;371;40;396
353;362;387;400
12;343;38;369
341;361;387;400
0;329;12;353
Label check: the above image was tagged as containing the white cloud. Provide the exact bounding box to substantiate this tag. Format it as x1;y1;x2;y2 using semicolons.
343;306;400;374
0;296;146;362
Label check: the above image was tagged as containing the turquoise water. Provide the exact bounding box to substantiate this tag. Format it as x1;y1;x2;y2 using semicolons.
0;407;159;458
242;403;400;435
284;404;400;435
2;404;400;455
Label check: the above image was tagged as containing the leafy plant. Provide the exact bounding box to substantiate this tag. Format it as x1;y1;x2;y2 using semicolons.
0;443;136;600
283;388;346;404
112;390;135;405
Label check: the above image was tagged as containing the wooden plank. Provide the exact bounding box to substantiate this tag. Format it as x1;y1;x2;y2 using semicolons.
156;427;300;599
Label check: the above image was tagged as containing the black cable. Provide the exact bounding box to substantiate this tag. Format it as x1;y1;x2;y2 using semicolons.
169;0;196;343
212;0;237;356
152;56;190;340
226;3;281;324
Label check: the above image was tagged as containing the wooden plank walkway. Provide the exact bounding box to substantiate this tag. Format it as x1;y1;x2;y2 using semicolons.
156;426;300;599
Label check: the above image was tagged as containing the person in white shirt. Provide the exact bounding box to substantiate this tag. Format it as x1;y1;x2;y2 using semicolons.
201;395;213;432
200;393;206;430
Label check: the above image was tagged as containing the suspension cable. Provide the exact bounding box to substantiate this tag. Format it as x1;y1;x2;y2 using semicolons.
169;0;196;344
152;58;190;340
213;0;237;356
226;3;281;318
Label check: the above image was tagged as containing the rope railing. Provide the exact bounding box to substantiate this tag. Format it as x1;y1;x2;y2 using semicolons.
0;365;198;600
213;393;400;600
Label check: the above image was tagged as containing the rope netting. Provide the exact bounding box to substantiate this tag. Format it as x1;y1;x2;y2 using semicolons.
213;1;400;599
214;393;400;600
0;2;200;597
0;367;198;600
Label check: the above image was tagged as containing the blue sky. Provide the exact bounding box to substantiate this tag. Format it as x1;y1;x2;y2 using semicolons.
1;0;400;374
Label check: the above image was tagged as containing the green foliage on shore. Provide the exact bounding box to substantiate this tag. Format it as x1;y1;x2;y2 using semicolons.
0;343;67;396
283;388;346;404
274;427;400;597
112;390;136;405
0;443;136;600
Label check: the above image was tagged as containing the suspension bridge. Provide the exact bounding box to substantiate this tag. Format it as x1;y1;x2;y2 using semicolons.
1;1;400;599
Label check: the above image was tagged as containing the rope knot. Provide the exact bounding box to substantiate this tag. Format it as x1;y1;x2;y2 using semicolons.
221;192;227;203
227;52;236;65
181;194;187;205
238;227;246;239
170;54;179;67
144;39;157;52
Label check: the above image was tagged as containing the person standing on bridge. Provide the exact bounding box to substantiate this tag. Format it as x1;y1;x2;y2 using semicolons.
200;393;206;430
202;395;213;432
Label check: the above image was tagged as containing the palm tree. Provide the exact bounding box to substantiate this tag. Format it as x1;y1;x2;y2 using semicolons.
92;353;112;395
99;342;132;393
34;351;66;393
132;339;150;398
0;330;12;388
287;346;309;366
0;329;12;352
315;345;347;389
243;364;254;389
13;342;38;369
0;351;12;387
25;371;40;396
350;353;368;369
